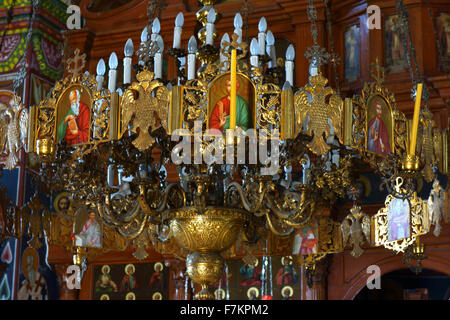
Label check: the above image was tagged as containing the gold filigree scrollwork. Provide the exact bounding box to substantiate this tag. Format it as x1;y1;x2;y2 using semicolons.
120;67;169;150
294;74;343;155
317;217;343;254
182;79;208;131
256;83;281;135
373;190;429;253
219;33;250;74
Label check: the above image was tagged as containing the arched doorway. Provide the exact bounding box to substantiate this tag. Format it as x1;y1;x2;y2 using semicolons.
354;269;450;300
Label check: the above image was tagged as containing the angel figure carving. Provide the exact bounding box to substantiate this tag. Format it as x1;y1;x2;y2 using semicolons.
341;205;371;258
0;96;28;170
427;179;445;237
294;74;343;155
121;68;169;150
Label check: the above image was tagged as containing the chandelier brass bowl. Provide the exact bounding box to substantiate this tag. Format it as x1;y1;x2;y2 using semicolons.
166;207;250;300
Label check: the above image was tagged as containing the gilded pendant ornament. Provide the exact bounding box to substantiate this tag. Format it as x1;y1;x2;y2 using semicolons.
341;204;371;258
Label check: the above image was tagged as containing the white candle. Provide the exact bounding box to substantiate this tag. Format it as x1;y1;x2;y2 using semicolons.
139;27;148;66
266;30;276;68
151;18;160;42
187;35;197;80
108;52;118;92
234;13;243;43
96;59;105;91
250;38;259;67
107;165;115;187
154;35;164;79
178;56;185;85
173;12;184;49
123;38;133;84
258;17;267;55
285;44;295;86
206;8;216;46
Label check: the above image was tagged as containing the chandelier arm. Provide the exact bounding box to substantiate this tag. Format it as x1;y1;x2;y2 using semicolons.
225;182;266;212
96;202;123;227
156;183;187;211
264;211;294;236
117;213;148;239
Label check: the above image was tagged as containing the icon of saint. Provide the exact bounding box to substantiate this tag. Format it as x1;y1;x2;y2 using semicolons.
209;79;249;132
74;210;102;248
367;100;391;155
57;89;90;144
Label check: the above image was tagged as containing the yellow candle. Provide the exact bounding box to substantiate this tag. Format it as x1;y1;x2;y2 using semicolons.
409;83;422;156
230;49;237;130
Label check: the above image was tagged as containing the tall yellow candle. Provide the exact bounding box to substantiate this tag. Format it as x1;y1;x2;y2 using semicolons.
230;49;237;130
409;83;423;156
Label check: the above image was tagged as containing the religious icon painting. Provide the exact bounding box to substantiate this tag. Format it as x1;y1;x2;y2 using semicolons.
125;292;136;300
73;206;103;248
344;25;360;83
95;265;118;294
247;287;260;300
55;84;92;145
292;221;319;256
120;264;138;293
365;95;394;157
17;247;48;300
207;72;256;133
152;292;163;300
100;294;110;300
149;262;164;293
214;288;226;300
239;258;262;287
387;198;411;242
437;13;450;62
281;285;294;300
385;15;407;73
275;256;298;286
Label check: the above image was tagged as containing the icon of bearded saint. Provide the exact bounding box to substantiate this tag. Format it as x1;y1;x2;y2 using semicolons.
367;99;391;155
57;89;90;145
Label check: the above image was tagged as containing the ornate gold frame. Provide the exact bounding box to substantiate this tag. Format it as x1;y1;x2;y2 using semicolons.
372;192;429;253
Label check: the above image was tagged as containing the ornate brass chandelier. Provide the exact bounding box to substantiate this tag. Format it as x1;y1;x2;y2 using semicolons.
0;0;448;300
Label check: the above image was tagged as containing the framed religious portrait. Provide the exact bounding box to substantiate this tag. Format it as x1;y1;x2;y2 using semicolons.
73;206;103;248
207;72;257;134
344;25;360;83
387;198;411;242
365;95;394;156
247;287;260;300
437;13;450;62
291;221;319;256
55;84;92;145
385;15;407;73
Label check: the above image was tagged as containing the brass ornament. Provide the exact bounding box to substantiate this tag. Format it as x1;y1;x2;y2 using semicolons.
66;48;87;78
294;74;343;155
120;67;169;150
416;107;440;182
0;95;28;169
20;194;51;250
373;181;429;253
341;204;371;258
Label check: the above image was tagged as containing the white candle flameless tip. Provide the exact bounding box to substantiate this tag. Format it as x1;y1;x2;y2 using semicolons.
96;59;106;76
286;45;295;61
156;35;164;53
175;12;184;27
152;18;161;34
207;8;216;24
140;27;148;43
124;39;134;57
109;52;118;69
250;38;259;56
258;17;267;32
188;36;197;53
266;30;275;46
234;13;243;28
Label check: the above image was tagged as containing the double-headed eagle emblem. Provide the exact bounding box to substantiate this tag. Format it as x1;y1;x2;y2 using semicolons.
294;74;343;155
341;205;371;258
0;95;28;169
121;68;169;150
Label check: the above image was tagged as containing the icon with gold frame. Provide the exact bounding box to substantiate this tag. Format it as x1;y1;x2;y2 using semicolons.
207;72;257;133
365;94;394;156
